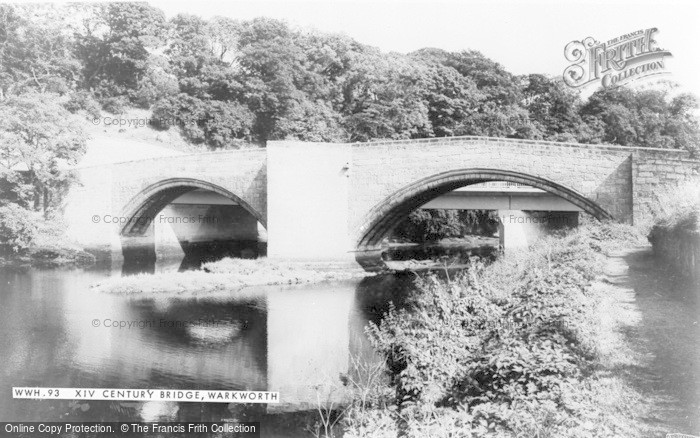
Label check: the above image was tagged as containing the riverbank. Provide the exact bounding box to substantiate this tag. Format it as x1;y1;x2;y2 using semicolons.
606;248;699;435
649;208;700;287
332;223;661;437
646;179;700;287
0;231;95;268
91;258;372;296
384;235;499;271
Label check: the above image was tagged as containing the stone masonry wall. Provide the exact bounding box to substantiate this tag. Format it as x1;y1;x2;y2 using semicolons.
110;149;267;223
632;151;700;226
64;148;266;254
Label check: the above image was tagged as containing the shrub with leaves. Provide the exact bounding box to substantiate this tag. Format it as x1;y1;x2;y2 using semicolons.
344;223;640;437
151;94;254;148
63;90;102;119
0;204;39;254
100;96;129;115
392;209;499;243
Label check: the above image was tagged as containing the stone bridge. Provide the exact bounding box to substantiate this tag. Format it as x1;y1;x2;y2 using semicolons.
64;136;700;268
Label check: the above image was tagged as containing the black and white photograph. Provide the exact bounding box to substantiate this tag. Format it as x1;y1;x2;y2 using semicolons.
0;0;698;436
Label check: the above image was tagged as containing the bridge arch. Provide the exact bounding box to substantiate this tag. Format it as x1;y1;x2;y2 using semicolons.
355;168;613;252
119;177;266;237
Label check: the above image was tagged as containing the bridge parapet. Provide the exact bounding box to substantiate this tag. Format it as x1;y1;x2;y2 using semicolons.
347;135;694;155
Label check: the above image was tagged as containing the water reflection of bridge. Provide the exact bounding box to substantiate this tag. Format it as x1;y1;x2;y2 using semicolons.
66;275;407;413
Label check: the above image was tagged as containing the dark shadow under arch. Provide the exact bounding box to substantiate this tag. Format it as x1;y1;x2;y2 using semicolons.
355;168;613;253
119;178;266;237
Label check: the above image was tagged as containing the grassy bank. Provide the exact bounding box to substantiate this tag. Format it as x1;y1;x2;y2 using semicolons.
0;217;95;268
91;258;371;296
647;180;700;285
331;222;647;438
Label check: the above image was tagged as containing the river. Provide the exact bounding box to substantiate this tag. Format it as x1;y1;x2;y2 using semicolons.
0;257;414;426
1;246;697;436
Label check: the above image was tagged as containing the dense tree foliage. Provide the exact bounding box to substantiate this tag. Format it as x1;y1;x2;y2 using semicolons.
0;93;87;216
0;92;86;253
2;3;697;151
74;3;167;102
581;87;700;154
0;4;81;98
393;210;498;243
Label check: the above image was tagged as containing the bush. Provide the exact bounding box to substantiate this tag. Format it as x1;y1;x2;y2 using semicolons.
133;66;179;109
392;209;498;243
344;223;641;437
201;100;254;148
646;179;700;284
0;204;39;254
578;220;647;254
100;96;129;115
0;206;95;266
151;94;254;148
643;179;700;233
63;91;102;119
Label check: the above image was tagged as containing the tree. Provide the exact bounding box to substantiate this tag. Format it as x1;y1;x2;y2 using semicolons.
412;49;537;138
0;203;38;254
162;14;247;114
581;87;641;146
151;93;253;148
0;4;81;99
443;50;522;107
275;31;367;141
166;13;215;96
666;93;700;156
393;209;498;243
207;16;242;65
0;93;87;217
75;2;166;101
273;98;345;142
233;18;351;143
580;86;700;154
409;53;483;137
522;74;587;142
341;51;430;141
234;18;306;143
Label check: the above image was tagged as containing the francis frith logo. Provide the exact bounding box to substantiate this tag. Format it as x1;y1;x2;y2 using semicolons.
563;27;672;89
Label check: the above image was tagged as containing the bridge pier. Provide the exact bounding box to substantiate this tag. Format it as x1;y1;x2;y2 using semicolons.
155;203;261;259
121;222;157;274
116;197;265;272
267;142;354;261
497;210;579;249
354;247;386;272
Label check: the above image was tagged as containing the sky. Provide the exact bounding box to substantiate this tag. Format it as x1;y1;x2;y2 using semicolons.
33;0;700;99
